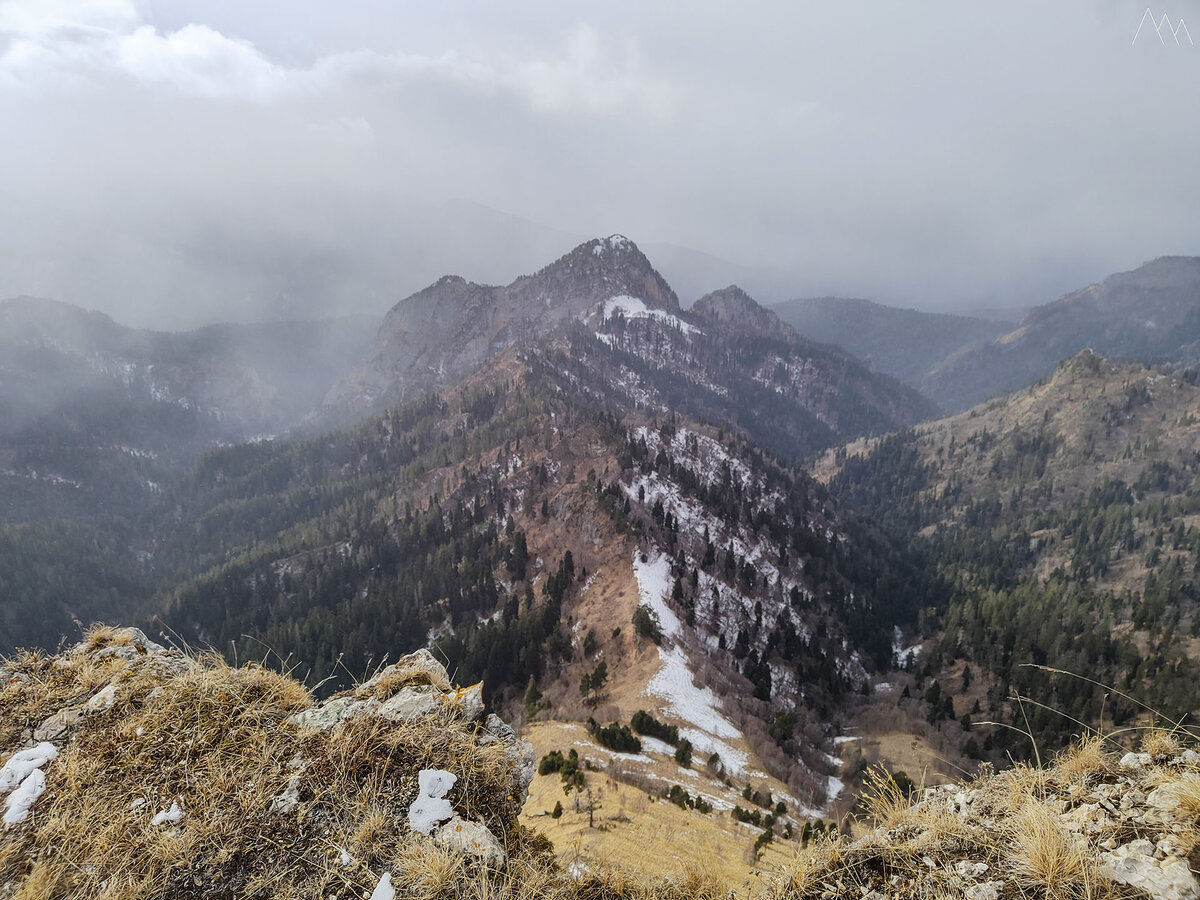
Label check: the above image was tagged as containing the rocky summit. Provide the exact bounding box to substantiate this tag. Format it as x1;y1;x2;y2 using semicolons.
692;286;798;343
0;626;538;899
323;235;679;420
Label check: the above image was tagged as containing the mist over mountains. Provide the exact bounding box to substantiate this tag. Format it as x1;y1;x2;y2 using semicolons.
3;231;1200;890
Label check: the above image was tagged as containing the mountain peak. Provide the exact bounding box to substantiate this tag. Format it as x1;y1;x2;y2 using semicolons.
524;234;679;313
322;234;680;417
692;285;794;341
591;234;635;256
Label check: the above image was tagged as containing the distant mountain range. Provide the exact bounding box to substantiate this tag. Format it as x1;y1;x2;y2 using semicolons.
771;296;1011;390
0;297;376;523
921;256;1200;410
776;257;1200;414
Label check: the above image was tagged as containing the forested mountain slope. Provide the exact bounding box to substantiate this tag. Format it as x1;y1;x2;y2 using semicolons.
0;237;934;659
152;338;934;789
822;350;1200;755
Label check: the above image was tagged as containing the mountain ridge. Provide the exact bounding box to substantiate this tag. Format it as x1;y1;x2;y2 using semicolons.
921;255;1200;410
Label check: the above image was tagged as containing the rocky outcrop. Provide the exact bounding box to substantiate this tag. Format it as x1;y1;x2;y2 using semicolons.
768;735;1200;900
0;626;537;898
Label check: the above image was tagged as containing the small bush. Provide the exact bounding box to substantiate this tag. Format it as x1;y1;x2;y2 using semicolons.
674;739;693;768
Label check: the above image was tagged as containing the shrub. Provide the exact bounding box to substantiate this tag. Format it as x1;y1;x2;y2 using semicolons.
632;604;663;644
539;749;585;792
674;739;693;768
587;719;642;754
666;784;713;814
631;709;679;745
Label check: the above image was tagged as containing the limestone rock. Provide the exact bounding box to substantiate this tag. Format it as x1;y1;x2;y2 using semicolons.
378;686;439;722
954;861;988;879
444;682;484;721
481;713;514;743
435;815;506;868
965;882;1002;900
83;684;117;714
33;708;81;742
1099;839;1200;900
85;628;166;662
361;649;451;695
474;713;534;802
505;739;537;802
269;775;302;815
287;696;375;731
1120;752;1152;769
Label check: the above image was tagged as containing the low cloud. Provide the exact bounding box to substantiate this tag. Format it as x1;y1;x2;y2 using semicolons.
0;2;1196;328
1;4;672;115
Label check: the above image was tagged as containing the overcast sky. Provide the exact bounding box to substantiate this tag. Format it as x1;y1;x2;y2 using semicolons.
1;0;1198;327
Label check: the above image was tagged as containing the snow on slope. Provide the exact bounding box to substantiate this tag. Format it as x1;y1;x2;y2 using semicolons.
633;551;751;776
604;295;699;335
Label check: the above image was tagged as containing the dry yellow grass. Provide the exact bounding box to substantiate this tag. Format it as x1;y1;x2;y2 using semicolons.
0;627;787;900
8;627;1198;900
1007;800;1097;900
519;722;816;891
0;629;543;899
770;727;1200;900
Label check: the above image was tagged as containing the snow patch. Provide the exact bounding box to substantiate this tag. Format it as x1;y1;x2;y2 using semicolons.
0;743;57;793
632;552;681;638
638;736;676;756
893;627;922;664
151;799;185;826
604;295;699;335
3;770;46;826
646;645;738;740
370;873;396;900
408;769;456;835
677;727;748;778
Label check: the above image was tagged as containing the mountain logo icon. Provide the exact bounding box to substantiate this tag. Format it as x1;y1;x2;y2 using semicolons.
1133;8;1194;45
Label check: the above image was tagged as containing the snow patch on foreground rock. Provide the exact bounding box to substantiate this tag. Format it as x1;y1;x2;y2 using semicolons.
0;741;57;826
408;769;457;835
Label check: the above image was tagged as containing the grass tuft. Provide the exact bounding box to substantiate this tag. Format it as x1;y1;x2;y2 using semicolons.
1007;801;1095;900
